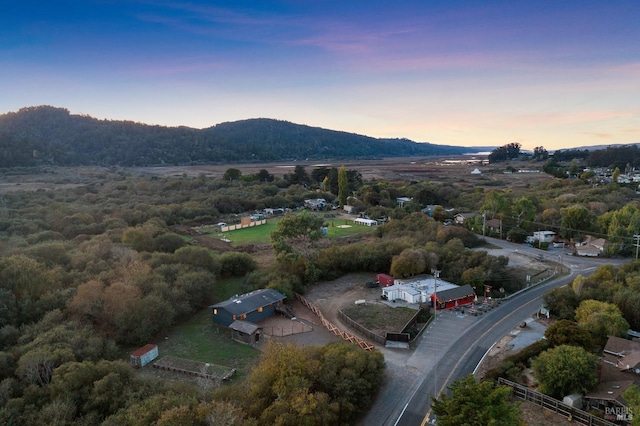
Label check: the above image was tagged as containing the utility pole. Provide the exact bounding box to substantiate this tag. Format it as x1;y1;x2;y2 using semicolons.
431;269;441;400
635;234;640;261
482;211;486;236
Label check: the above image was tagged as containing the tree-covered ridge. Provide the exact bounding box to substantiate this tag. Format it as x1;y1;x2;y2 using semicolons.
0;106;475;167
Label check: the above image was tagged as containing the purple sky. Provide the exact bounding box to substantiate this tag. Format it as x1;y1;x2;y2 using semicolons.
2;1;639;150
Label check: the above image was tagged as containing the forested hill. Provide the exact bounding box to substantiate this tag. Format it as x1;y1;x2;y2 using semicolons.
0;106;476;167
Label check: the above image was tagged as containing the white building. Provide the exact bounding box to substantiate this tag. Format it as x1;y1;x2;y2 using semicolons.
532;231;556;243
381;276;458;304
354;218;378;226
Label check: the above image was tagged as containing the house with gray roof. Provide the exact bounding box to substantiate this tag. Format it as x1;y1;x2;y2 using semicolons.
210;288;287;327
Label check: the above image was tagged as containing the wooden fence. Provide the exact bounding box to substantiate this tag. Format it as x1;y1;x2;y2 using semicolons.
262;321;313;337
153;356;235;381
220;219;266;232
295;293;376;351
498;378;617;426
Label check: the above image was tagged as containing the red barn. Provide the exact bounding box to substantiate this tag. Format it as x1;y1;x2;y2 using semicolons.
431;285;476;310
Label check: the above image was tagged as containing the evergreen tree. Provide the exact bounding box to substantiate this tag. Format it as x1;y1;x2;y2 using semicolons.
338;165;349;207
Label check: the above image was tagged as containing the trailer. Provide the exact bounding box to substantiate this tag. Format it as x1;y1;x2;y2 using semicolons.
377;273;395;287
130;344;159;368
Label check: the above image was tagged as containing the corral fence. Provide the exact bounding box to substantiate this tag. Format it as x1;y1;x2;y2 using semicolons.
498;378;617;426
154;356;235;382
338;309;386;345
295;293;376;351
262;322;313;337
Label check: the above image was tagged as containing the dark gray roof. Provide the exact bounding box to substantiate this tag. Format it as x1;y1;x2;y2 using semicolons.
435;284;475;302
210;288;286;316
229;320;261;334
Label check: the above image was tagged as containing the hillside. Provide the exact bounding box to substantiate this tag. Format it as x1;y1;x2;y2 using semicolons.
0;106;478;167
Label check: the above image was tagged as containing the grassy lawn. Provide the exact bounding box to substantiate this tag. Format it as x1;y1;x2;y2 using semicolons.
210;276;248;302
208;215;377;246
156;308;260;374
342;303;416;334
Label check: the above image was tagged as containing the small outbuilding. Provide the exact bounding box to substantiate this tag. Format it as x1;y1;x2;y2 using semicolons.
210;288;287;327
229;320;262;346
130;344;159;368
354;218;378;226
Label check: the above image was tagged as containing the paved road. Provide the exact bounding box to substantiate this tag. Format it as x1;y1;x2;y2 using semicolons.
361;237;629;426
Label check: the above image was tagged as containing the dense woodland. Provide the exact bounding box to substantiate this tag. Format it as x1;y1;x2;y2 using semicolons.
0;164;515;425
2;114;640;423
0;106;474;167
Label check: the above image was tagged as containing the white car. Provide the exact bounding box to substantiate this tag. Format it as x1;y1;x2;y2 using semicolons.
216;222;227;228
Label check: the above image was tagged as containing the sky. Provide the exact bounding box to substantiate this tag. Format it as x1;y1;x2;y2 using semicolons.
1;1;639;150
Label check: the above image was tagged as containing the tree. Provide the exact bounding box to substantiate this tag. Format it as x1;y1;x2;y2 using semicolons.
482;191;509;220
223;168;242;181
532;344;599;399
390;248;427;278
614;289;640;331
544;319;593;349
560;205;594;240
286;165;310;185
487;142;521;163
543;286;579;320
242;341;383;425
575;299;629;345
219;251;258;277
255;169;273;182
67;280;106;323
460;266;485;292
338;165;349;208
612;166;620;184
512;196;536;227
270;212;324;255
49;359;137;420
533;146;548;161
622;385;640;426
314;342;385;421
431;374;522;426
122;227;152;252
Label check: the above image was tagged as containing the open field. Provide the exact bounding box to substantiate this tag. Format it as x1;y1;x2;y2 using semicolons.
131;156;553;191
0;156;554;194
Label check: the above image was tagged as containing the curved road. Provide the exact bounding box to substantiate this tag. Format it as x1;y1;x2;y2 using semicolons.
361;238;629;426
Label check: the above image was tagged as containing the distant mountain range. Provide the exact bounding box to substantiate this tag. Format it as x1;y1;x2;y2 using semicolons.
0;106;483;168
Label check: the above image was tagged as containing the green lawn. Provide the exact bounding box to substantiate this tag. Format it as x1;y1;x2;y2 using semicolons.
208;215;377;246
156;308;260;374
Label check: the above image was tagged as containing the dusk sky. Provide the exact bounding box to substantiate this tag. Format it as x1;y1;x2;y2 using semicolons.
2;1;639;150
